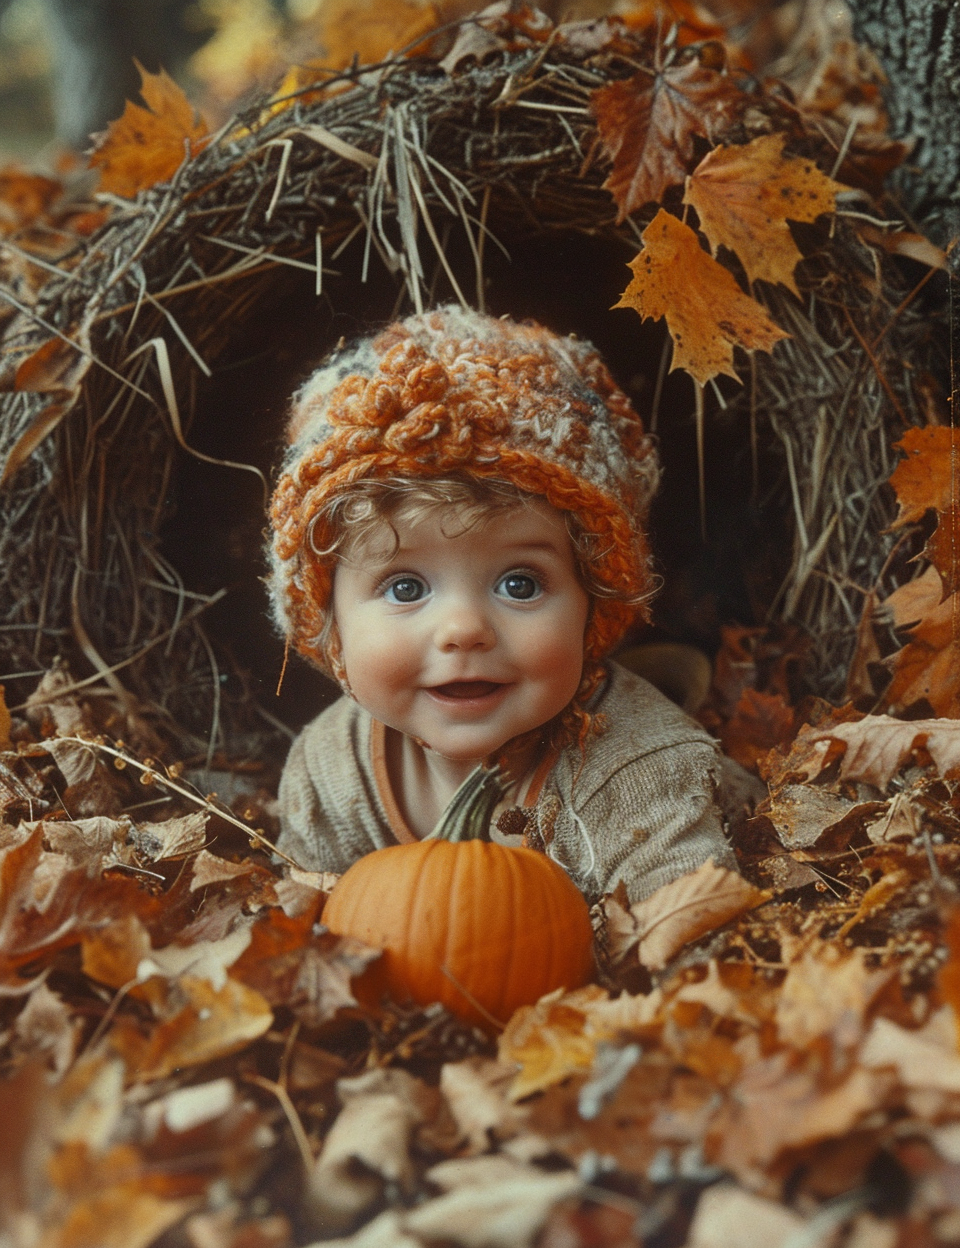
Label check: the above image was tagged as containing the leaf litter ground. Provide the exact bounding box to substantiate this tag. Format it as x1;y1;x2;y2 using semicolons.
6;650;960;1248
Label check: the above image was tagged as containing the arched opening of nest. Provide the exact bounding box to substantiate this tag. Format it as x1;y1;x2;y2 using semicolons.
0;30;943;761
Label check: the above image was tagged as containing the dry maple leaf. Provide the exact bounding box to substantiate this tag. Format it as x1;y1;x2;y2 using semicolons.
883;593;960;718
812;715;960;787
615;209;789;385
89;64;209;199
889;426;958;526
683;134;843;294
893;431;960;597
719;687;797;772
775;940;892;1049
604;859;769;971
590;56;747;220
497;986;612;1101
313;0;446;69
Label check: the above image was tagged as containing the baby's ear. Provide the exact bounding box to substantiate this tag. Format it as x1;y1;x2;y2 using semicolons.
323;628;353;696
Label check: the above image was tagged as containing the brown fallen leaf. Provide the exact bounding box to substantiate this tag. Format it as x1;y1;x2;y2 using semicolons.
684;134;843;294
865;793;924;844
0;684;9;751
604;859;769;971
686;1183;808;1248
590;55;747;219
189;849;262;891
184;1207;291;1248
113;974;273;1082
304;1067;430;1235
614;209;789;385
0;168;62;234
89;63;210;198
713;1052;890;1175
860;1009;960;1094
497;987;612;1102
813;715;960;787
884;595;960;716
767;784;855;850
133;812;208;862
439;1058;524;1153
401;1168;580;1247
775;940;893;1049
719;687;798;772
884;565;943;630
0;394;81;487
925;511;960;601
858;224;948;270
39;1186;196;1248
886;427;960;602
10;982;79;1077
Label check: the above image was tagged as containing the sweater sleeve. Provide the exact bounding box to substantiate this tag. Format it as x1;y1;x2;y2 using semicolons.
538;664;736;904
547;738;734;903
276;698;394;872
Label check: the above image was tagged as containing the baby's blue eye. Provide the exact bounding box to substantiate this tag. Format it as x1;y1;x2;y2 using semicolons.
385;576;426;603
497;573;540;601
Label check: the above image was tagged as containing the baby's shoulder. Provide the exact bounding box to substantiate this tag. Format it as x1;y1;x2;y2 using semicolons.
288;693;368;764
555;661;720;801
594;661;718;752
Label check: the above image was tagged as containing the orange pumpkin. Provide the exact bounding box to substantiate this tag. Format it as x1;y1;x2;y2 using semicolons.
322;767;595;1032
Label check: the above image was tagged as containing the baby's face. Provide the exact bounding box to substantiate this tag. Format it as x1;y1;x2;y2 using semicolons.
331;499;589;762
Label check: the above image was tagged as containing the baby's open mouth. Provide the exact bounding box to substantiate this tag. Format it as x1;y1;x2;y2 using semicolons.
429;680;505;699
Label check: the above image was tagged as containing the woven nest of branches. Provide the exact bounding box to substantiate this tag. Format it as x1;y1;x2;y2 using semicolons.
0;13;946;758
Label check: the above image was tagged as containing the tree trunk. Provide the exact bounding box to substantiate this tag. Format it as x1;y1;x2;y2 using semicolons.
847;0;960;247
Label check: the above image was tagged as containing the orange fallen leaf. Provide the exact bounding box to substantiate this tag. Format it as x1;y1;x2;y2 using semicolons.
889;426;957;527
720;687;798;772
590;56;747;219
498;986;616;1101
0;169;62;236
89;64;209;199
884;565;943;630
883;592;960;717
614;209;789;385
316;0;445;69
0;684;9;751
14;336;88;393
926;511;960;600
41;1183;194;1248
114;974;272;1083
683;134;843;294
618;0;725;43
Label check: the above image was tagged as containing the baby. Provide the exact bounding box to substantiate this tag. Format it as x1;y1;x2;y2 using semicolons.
267;306;735;903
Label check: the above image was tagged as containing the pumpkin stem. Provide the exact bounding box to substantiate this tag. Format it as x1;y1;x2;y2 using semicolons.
427;764;508;843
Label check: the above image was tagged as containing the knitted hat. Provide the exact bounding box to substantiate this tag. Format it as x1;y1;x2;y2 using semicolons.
269;305;659;682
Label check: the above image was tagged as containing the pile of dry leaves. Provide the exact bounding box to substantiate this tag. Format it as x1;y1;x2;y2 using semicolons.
3;416;960;1248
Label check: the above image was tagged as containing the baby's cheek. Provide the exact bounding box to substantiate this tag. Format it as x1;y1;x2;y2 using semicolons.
524;622;584;687
344;624;421;701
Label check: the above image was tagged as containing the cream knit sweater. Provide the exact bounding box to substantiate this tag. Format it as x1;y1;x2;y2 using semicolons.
276;662;735;903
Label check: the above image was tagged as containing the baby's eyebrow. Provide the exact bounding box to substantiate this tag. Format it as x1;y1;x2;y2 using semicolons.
502;540;566;555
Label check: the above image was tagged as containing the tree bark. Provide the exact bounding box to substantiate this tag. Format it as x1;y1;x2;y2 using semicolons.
847;0;960;246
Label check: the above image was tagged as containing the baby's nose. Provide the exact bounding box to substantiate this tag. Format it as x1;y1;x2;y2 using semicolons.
434;601;496;651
